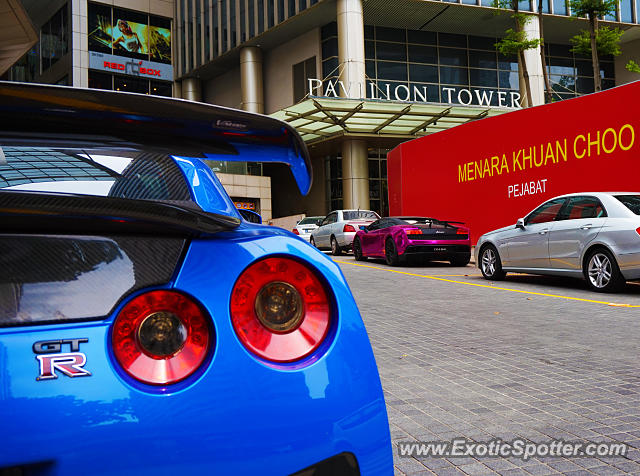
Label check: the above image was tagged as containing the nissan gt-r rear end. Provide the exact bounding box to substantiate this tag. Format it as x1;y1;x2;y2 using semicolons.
0;83;392;476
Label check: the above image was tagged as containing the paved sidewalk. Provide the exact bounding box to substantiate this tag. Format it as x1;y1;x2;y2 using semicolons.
336;257;640;475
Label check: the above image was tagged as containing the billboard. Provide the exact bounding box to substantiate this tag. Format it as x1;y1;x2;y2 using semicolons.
387;81;639;243
88;3;171;64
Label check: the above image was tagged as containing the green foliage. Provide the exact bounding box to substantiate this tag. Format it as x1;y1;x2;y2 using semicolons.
512;12;533;24
626;60;640;73
495;28;542;55
569;0;617;17
569;26;623;56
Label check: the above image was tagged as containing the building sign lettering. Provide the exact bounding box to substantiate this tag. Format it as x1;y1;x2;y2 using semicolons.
308;78;522;109
457;123;635;184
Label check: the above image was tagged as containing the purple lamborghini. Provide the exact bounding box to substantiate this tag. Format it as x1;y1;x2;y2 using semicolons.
353;217;471;266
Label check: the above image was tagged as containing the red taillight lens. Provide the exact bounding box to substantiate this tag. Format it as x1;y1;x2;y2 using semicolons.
343;224;356;233
112;290;210;385
292;228;300;235
636;227;640;236
230;257;331;363
406;228;421;235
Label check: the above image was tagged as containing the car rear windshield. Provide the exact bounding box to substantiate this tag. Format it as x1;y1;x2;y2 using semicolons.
298;217;320;225
615;195;640;215
0;146;194;205
343;210;378;220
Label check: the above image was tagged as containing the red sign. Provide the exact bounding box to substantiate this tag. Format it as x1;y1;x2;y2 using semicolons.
388;82;639;243
103;61;162;77
234;201;256;210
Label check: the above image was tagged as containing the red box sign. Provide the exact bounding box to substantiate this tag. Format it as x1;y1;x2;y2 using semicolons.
388;82;639;243
103;61;162;77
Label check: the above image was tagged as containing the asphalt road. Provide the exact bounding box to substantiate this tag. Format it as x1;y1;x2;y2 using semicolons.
333;254;640;476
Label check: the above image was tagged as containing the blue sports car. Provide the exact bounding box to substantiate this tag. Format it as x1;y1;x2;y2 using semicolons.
0;82;392;475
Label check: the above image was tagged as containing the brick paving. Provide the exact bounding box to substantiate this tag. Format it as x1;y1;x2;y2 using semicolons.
334;257;640;475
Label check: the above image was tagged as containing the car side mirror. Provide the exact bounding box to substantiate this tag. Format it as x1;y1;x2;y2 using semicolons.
316;219;323;226
359;225;367;232
516;218;525;229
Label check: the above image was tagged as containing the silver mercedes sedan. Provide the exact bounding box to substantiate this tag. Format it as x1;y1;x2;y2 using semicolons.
475;192;640;292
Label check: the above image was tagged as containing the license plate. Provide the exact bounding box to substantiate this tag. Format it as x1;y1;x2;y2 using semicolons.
433;247;448;252
303;228;313;233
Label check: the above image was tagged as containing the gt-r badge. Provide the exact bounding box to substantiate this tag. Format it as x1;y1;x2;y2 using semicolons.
33;339;92;380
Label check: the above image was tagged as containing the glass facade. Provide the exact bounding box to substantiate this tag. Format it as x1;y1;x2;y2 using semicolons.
88;71;173;97
323;23;520;106
5;4;70;84
326;149;390;217
205;161;263;176
546;44;615;100
321;23;616;105
41;6;69;72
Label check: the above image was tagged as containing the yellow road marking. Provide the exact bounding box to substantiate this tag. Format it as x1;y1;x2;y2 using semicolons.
334;260;640;308
430;274;482;277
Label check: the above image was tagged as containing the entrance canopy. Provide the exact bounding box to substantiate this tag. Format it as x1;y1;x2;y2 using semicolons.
270;97;511;145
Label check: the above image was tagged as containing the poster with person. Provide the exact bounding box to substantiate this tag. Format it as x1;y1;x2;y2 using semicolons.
88;4;155;61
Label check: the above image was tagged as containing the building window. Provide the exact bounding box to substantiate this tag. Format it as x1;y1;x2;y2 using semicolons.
205;161;263;176
41;5;69;73
326;150;389;217
88;71;113;90
89;70;172;97
321;23;615;106
293;57;317;102
6;47;39;82
150;80;173;96
546;43;615;100
114;75;149;94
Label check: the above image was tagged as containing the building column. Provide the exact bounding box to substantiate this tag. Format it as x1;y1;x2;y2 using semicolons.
182;77;202;101
342;139;369;210
337;0;369;210
240;46;264;113
520;13;545;107
337;0;365;99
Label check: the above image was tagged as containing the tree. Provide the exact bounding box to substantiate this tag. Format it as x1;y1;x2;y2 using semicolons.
568;0;619;92
536;0;553;103
494;1;542;107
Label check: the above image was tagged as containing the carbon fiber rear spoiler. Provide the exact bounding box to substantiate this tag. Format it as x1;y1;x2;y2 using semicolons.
0;82;312;194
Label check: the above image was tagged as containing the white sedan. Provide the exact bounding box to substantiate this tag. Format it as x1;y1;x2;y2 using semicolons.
292;216;324;242
310;209;380;255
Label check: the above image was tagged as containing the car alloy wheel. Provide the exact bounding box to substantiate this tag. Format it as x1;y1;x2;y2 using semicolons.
385;238;399;266
588;252;611;288
585;249;624;292
480;245;505;280
353;238;366;261
330;237;342;256
482;248;496;275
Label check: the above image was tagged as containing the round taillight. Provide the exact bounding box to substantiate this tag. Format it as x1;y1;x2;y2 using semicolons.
112;290;210;385
230;257;331;363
